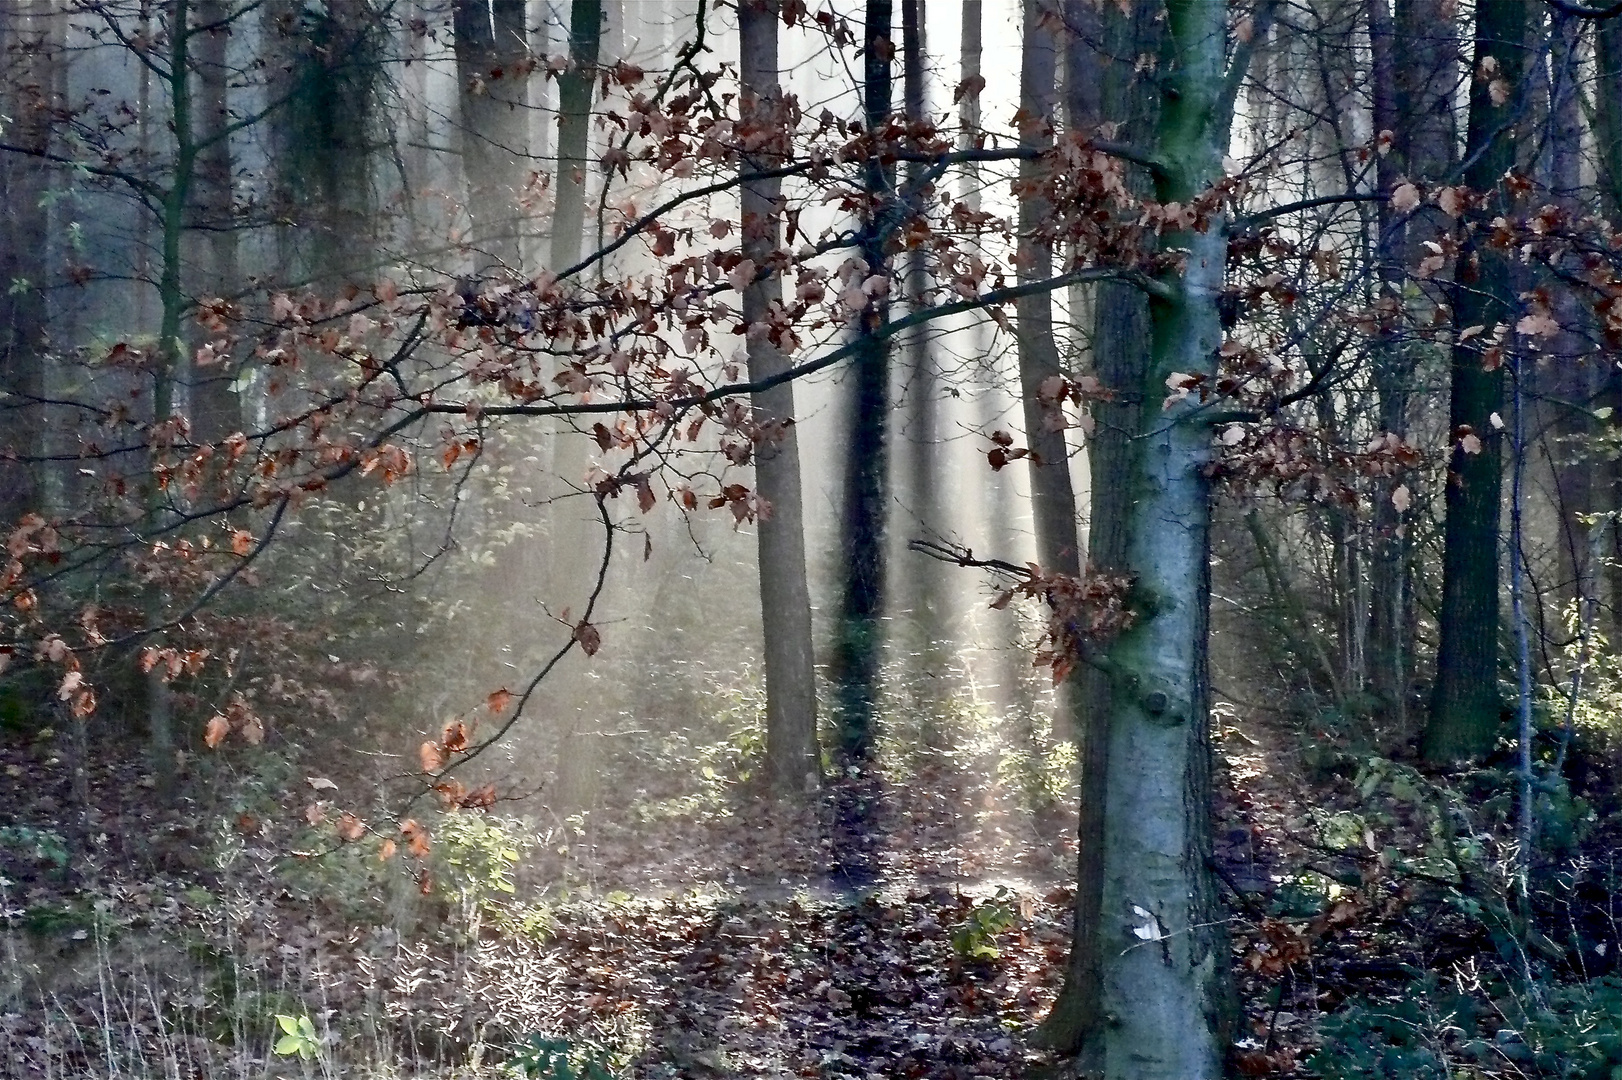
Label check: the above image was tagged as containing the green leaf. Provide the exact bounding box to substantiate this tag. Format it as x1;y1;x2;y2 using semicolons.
276;1014;301;1036
273;1034;303;1057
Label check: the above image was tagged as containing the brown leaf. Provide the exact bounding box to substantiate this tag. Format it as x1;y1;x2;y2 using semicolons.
574;620;602;656
239;715;264;746
486;687;513;714
338;813;366;841
419;740;445;773
204;714;230;749
953;72;986;104
401;819;431;858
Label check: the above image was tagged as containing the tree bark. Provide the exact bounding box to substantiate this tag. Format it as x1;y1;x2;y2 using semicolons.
548;0;604;810
1015;0;1082;592
831;0;894;762
1039;0;1159;1060
1093;2;1235;1072
1595;11;1622;639
900;0;947;653
740;0;820;796
1424;0;1527;762
454;0;529;269
0;3;52;526
190;0;241;447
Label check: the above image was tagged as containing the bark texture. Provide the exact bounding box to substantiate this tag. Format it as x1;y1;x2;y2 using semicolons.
1095;2;1233;1073
1425;0;1527;762
454;0;529;269
1039;0;1159;1061
740;0;820;796
831;0;894;762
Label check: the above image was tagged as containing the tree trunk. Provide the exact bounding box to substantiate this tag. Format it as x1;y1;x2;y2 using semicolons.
740;0;820;797
1541;12;1599;617
1094;2;1234;1073
1424;0;1527;762
1595;12;1622;639
550;0;599;275
1040;0;1158;1060
548;0;604;810
1015;0;1081;591
831;0;894;762
0;3;52;526
190;0;240;447
265;2;380;285
900;0;947;654
454;0;528;269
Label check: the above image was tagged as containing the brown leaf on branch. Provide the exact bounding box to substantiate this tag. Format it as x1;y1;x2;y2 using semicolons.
953;73;986;104
204;714;230;749
574;620;602;656
401;819;430;858
337;813;366;841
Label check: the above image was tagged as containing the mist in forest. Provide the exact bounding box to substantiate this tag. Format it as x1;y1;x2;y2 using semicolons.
6;2;1622;1078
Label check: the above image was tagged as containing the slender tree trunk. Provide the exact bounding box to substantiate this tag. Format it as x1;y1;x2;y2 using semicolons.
831;0;894;762
550;0;599;275
1094;2;1236;1072
0;3;51;526
1015;0;1081;591
147;0;206;795
1366;0;1407;726
454;0;528;269
900;0;946;653
740;0;820;796
1425;0;1528;762
1040;0;1158;1060
1595;12;1622;638
190;0;240;447
547;0;604;810
1542;12;1597;613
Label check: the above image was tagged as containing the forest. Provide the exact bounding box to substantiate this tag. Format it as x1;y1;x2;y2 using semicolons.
2;0;1622;1077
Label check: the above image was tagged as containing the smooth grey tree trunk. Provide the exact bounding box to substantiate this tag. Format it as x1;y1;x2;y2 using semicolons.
739;0;820;796
1595;6;1622;639
454;0;528;269
1040;0;1158;1061
1094;2;1237;1073
900;0;947;655
1015;0;1082;591
548;0;603;810
190;0;241;447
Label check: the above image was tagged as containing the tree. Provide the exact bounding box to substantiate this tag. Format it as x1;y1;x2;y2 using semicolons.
0;2;54;525
739;0;819;795
1040;0;1160;1059
454;0;529;269
831;0;895;762
899;0;948;654
1085;1;1243;1069
1425;0;1528;762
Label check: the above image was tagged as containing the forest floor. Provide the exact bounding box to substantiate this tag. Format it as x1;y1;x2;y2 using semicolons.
2;697;1605;1079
